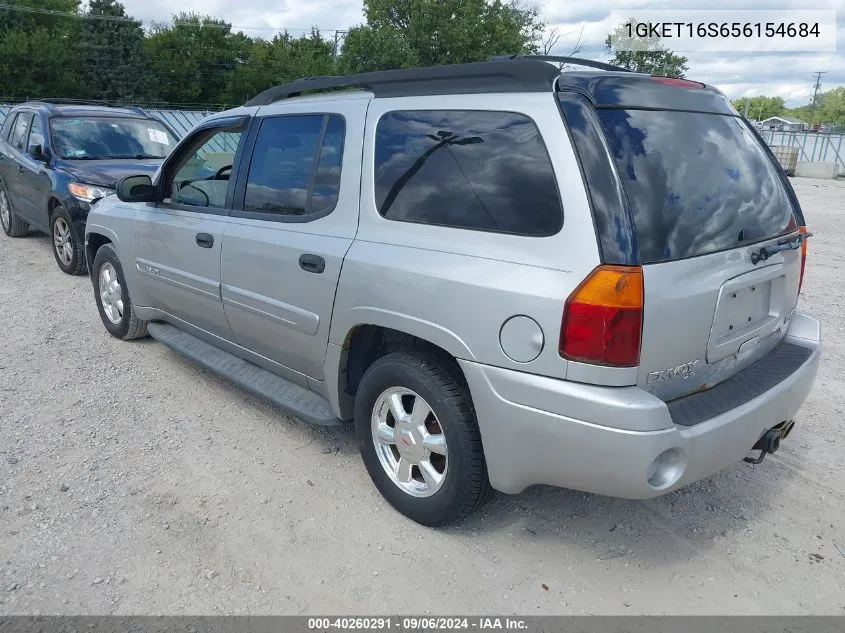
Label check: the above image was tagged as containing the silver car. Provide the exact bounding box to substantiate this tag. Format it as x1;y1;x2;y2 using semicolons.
84;57;821;526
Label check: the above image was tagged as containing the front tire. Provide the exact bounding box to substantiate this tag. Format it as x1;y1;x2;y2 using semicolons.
0;182;29;238
354;350;492;526
51;207;86;275
92;243;148;340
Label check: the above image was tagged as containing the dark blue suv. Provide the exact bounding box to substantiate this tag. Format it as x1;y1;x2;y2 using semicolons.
0;101;177;274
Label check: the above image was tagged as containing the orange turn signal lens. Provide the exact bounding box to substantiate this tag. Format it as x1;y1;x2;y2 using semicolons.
568;265;643;309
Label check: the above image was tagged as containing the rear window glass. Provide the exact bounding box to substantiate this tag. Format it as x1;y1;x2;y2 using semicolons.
597;109;795;263
374;110;562;236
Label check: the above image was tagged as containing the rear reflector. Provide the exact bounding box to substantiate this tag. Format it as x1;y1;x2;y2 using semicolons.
651;76;705;88
799;226;809;293
560;265;644;367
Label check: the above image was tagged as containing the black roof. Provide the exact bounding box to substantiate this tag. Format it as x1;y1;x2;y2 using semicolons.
17;99;151;119
246;58;564;106
556;72;735;114
244;56;735;115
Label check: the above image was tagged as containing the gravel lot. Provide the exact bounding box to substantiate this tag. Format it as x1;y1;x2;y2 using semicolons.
1;177;843;616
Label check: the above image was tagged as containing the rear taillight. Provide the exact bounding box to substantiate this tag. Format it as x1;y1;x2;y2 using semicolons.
799;226;809;293
559;265;644;367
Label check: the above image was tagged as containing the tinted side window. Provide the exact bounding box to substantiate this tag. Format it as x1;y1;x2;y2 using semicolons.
312;116;345;215
374;110;562;236
168;128;243;209
1;114;15;142
28;116;44;151
10;113;32;151
243;114;345;218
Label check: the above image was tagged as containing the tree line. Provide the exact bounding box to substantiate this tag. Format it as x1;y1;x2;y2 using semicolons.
4;0;840;126
0;0;549;108
1;0;697;109
731;91;845;127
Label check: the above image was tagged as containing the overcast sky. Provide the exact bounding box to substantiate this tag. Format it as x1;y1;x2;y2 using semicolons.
120;0;844;107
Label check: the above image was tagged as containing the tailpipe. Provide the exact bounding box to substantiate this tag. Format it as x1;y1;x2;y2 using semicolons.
744;422;793;465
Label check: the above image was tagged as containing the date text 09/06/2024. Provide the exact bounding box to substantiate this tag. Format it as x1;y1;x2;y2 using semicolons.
308;618;528;631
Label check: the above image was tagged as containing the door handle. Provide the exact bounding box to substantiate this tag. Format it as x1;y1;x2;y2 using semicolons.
195;233;214;248
298;253;325;274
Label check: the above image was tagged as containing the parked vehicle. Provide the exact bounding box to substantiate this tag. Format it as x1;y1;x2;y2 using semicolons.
0;101;176;274
84;57;821;526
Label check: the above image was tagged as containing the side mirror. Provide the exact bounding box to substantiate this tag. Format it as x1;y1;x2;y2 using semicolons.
116;175;156;203
28;144;46;162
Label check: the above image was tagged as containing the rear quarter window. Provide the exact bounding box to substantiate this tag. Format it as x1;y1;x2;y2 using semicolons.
374;110;562;236
597;109;795;263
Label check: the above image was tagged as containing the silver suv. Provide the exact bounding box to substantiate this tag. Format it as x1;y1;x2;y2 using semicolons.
84;57;821;526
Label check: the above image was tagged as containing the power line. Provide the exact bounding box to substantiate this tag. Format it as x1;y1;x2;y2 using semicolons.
0;2;347;33
0;2;135;22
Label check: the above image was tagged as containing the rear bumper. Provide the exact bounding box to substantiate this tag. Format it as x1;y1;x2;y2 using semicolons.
460;311;821;498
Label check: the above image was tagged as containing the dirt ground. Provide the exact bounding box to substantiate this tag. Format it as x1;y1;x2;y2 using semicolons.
0;177;843;616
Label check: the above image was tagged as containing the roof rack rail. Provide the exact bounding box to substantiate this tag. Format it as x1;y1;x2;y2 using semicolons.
244;58;561;107
491;55;634;73
23;98;151;118
26;98;113;109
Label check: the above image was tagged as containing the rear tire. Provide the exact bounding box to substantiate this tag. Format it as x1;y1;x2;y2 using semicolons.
0;182;29;238
354;350;492;526
92;243;148;340
50;206;86;275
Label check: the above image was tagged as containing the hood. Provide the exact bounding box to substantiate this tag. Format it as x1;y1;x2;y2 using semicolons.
54;158;163;188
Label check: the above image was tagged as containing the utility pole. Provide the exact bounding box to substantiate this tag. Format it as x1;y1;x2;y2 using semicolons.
810;71;826;125
811;71;826;107
332;30;347;63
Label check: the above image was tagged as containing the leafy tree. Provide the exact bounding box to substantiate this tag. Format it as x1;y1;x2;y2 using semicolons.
340;0;544;73
731;96;786;121
145;14;253;107
0;0;81;100
77;0;149;102
224;29;336;104
0;28;78;100
0;0;80;33
817;86;845;126
605;18;688;78
776;88;845;127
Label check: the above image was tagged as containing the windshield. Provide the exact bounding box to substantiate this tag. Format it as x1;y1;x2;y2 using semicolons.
597;109;796;264
50;117;175;160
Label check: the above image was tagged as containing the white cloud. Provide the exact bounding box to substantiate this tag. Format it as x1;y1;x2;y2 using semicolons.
120;0;845;106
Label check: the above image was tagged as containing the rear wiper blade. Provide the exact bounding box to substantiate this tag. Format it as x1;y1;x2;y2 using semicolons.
751;231;813;265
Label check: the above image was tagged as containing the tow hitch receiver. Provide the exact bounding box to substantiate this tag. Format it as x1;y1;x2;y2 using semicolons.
744;420;795;464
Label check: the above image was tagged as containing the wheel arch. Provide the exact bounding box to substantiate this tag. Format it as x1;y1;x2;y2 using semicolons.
47;196;61;216
330;322;471;421
85;228;120;278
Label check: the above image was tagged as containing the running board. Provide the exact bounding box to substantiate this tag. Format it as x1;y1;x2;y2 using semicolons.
147;322;340;426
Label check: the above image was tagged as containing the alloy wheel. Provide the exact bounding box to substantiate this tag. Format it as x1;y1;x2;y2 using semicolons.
371;387;449;498
0;190;10;232
99;262;124;325
53;217;74;266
